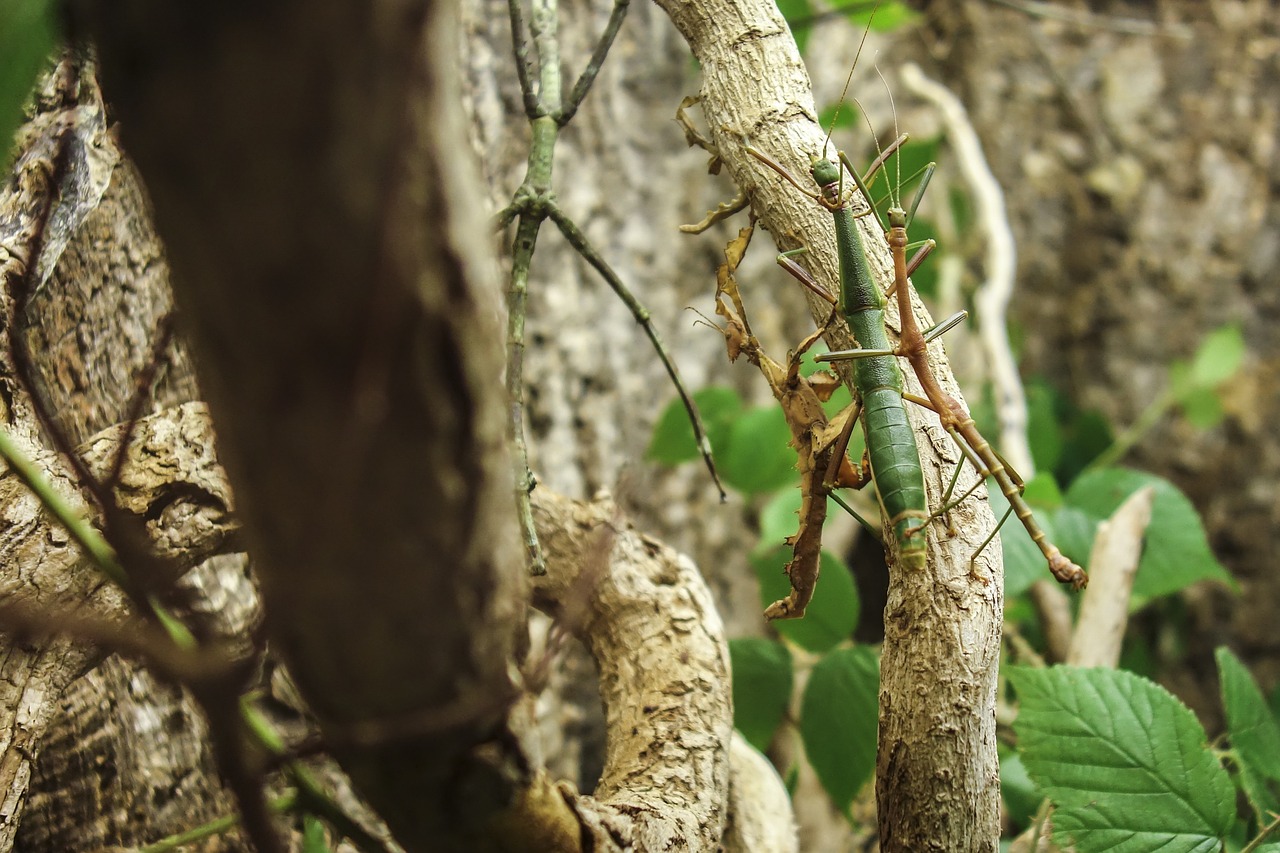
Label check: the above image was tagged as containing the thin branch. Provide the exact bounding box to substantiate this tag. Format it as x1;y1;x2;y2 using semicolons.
560;0;631;124
900;62;1031;475
1066;486;1155;667
549;206;726;499
507;0;541;116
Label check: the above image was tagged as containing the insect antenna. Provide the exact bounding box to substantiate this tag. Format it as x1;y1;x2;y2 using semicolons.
874;60;902;211
823;0;883;162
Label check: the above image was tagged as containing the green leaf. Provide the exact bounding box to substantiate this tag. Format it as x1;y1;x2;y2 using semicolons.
776;0;814;52
646;386;742;466
1022;472;1064;509
720;404;800;495
800;646;879;815
1189;324;1245;390
1;0;57;166
758;489;805;557
1056;407;1114;486
1168;359;1195;400
1179;386;1226;430
1049;505;1096;571
817;102;860;136
1026;381;1066;474
1217;647;1280;823
832;0;920;33
991;487;1048;598
302;815;330;853
1065;467;1233;602
948;184;974;239
1000;752;1041;828
730;638;794;753
1010;665;1235;853
753;547;859;652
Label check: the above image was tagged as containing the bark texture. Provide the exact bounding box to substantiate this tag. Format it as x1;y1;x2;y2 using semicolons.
652;0;1004;848
67;1;748;850
0;60;242;850
3;394;741;850
76;3;531;849
18;0;1271;849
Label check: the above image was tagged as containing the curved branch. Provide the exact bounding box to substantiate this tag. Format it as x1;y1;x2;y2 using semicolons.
532;489;734;850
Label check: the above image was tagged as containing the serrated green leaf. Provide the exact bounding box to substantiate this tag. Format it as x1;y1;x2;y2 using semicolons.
753;547;858;652
800;646;879;814
720;404;799;495
1;0;57;168
646;386;742;466
1217;647;1280;823
1065;468;1233;602
1010;665;1235;853
730;637;794;753
1189;324;1245;390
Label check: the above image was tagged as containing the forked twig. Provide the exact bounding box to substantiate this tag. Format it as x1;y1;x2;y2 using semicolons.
499;0;725;575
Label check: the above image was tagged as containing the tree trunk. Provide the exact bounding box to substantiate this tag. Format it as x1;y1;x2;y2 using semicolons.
2;0;745;849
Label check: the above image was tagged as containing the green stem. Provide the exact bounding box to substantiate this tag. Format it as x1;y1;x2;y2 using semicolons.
1088;385;1176;471
1243;812;1280;853
0;426;128;586
240;699;394;853
138;792;298;852
0;425;197;649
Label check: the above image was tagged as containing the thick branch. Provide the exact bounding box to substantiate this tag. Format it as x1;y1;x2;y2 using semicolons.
651;0;1003;848
531;489;734;850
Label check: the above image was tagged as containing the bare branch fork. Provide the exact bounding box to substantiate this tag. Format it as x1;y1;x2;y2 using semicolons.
496;0;726;577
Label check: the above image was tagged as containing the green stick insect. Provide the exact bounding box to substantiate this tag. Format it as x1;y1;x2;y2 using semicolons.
750;146;931;574
743;71;1087;603
819;145;1088;589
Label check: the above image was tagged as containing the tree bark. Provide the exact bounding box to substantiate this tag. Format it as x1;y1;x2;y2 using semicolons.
75;3;532;848
651;0;1003;848
0;60;243;850
67;1;745;850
